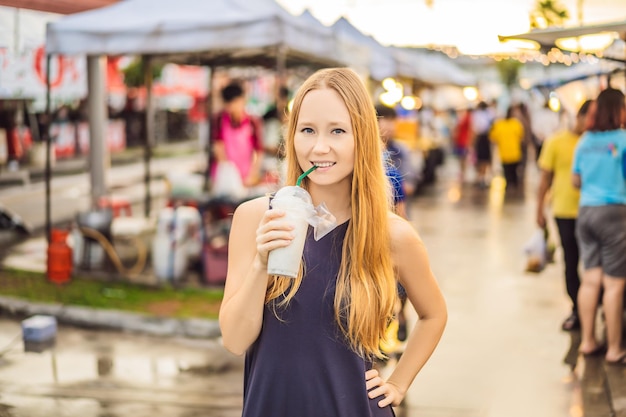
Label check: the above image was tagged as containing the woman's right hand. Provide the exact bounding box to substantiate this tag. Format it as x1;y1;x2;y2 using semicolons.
255;209;295;267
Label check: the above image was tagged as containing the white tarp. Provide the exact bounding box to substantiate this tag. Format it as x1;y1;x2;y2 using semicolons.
393;47;477;87
331;16;397;81
45;0;344;67
296;11;370;79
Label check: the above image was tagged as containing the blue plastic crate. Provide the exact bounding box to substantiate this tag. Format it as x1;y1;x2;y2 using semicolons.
21;315;57;343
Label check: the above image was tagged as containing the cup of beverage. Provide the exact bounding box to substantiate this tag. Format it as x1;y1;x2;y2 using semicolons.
267;186;314;278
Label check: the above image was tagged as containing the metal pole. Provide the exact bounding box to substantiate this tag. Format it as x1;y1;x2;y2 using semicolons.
276;45;287;96
204;65;214;191
45;53;52;243
87;55;108;209
144;56;154;218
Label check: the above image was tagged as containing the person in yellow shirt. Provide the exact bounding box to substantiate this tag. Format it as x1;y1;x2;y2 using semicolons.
489;105;524;191
536;100;593;331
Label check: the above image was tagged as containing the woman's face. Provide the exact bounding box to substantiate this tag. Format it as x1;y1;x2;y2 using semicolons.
294;88;355;187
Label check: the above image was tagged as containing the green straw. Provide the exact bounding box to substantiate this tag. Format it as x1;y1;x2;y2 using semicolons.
296;165;318;186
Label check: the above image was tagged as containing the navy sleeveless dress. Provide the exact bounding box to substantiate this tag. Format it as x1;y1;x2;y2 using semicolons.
242;221;395;417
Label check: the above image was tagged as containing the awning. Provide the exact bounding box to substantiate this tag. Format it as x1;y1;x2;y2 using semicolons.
0;0;119;15
499;18;626;63
499;19;626;48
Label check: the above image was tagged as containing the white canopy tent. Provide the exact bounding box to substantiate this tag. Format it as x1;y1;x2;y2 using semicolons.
295;11;370;79
43;0;346;236
394;47;476;87
330;16;397;82
46;0;344;66
392;47;477;87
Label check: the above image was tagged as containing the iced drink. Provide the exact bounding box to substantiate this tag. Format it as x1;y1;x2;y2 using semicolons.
267;186;314;278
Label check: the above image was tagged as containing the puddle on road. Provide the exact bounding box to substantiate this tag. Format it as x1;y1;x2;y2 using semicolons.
0;342;239;387
0;322;244;416
0;395;242;417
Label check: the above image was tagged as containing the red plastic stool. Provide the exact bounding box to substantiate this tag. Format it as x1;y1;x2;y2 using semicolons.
98;196;132;218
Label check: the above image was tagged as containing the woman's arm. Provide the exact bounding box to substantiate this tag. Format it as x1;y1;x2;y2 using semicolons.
218;197;295;355
368;215;447;407
572;173;581;189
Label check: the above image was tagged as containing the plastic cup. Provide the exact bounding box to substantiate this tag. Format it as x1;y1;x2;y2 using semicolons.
267;186;313;278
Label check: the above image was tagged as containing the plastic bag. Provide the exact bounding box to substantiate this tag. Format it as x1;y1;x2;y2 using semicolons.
307;202;338;241
211;161;247;200
524;229;547;273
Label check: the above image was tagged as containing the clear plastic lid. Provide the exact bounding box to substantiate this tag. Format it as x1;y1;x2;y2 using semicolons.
272;185;338;241
273;186;313;204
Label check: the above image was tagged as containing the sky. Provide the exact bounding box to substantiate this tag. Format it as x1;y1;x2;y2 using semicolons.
277;0;626;55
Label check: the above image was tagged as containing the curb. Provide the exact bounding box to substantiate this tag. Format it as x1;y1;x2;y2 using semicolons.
0;295;221;340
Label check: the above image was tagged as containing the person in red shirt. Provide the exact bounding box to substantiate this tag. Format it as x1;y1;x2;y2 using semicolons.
453;108;473;183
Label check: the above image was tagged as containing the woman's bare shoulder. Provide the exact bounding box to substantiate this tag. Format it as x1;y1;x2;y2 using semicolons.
389;212;423;253
387;211;420;244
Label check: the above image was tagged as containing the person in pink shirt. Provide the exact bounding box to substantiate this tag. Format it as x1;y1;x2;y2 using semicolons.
210;82;264;187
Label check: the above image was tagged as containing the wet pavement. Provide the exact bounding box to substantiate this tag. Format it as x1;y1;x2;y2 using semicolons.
393;164;626;417
1;158;625;416
0;319;244;417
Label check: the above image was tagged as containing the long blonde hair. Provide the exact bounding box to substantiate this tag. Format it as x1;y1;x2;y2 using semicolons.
265;68;397;359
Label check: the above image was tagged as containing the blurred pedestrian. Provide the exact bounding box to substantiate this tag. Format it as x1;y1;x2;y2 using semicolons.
210;81;264;188
452;107;473;183
219;67;447;416
489;105;524;192
375;104;420;197
471;101;494;188
536;99;593;331
572;88;626;365
262;85;290;183
514;102;533;185
376;104;411;351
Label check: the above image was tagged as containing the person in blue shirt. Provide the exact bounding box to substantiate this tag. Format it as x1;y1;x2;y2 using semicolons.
377;105;410;347
384;157;407;219
376;104;420;198
572;88;626;365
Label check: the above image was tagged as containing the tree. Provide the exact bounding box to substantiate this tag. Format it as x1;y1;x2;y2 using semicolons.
496;59;523;88
121;57;163;88
529;0;570;29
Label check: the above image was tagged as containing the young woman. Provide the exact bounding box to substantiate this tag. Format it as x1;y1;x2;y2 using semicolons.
572;88;626;365
219;68;447;416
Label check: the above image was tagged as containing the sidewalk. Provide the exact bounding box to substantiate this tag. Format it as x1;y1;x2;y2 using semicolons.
0;140;206;235
0;295;221;339
1;140;204;185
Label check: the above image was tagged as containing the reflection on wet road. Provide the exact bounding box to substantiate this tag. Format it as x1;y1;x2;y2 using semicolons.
0;323;244;417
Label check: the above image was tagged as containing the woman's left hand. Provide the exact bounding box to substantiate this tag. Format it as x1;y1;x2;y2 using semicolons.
365;369;404;408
